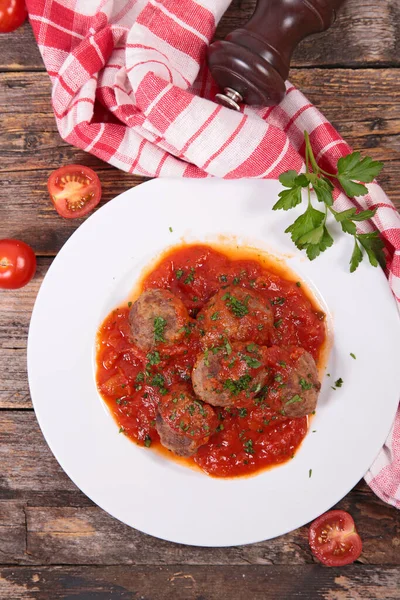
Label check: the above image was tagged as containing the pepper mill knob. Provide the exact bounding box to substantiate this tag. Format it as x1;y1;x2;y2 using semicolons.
208;0;346;109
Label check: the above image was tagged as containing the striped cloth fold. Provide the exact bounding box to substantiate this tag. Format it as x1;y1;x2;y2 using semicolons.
26;0;400;508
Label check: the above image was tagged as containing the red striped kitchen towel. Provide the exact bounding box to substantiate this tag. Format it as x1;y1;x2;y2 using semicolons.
26;0;400;508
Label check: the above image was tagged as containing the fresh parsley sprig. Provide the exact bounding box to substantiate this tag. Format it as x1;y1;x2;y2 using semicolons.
273;131;386;272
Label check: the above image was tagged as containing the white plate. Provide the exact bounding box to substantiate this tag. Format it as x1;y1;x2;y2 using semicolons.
28;178;400;547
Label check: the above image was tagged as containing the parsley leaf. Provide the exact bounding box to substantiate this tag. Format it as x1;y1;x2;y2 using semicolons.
279;170;298;188
285;204;325;247
357;232;386;269
146;351;161;366
222;292;249;318
273;186;303;211
241;354;262;369
313;176;334;206
350;238;363;273
153;316;167;343
184;267;195;285
285;394;303;406
223;375;252;396
337;153;384;196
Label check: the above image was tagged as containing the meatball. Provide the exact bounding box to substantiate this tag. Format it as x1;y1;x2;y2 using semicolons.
129;288;190;351
156;385;218;457
192;341;269;407
265;346;321;418
196;286;273;349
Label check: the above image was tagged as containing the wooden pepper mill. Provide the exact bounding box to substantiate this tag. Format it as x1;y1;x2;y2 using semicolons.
207;0;346;109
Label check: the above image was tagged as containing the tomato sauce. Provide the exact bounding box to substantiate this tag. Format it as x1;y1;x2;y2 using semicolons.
96;244;326;478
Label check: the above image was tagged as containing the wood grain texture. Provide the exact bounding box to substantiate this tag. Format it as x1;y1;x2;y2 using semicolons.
0;69;399;254
0;565;400;599
0;413;399;566
0;0;399;71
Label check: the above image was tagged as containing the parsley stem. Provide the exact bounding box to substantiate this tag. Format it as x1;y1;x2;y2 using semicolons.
304;130;337;179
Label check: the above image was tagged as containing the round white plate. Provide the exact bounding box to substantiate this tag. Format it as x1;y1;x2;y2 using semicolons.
28;178;400;547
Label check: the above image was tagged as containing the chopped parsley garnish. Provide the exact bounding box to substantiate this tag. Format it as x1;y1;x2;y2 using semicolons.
278;361;286;368
238;408;248;418
274;374;283;383
179;420;190;432
350;353;356;360
154;316;167;343
146;351;161;366
204;349;210;367
309;468;312;478
144;435;152;447
257;324;264;330
188;404;196;416
115;398;122;405
169;227;173;232
232;276;240;285
285;394;303;405
246;343;257;352
242;354;262;369
194;400;207;417
299;377;312;390
150;373;167;395
335;378;343;388
184;267;195;285
119;426;125;433
136;372;145;382
175;269;184;279
177;323;193;337
219;274;228;282
270;297;286;306
128;301;132;308
211;312;220;321
222;292;249;318
244;439;255;454
273;319;283;328
225;340;232;355
216;423;224;432
193;296;198;302
223;374;252;396
296;281;301;287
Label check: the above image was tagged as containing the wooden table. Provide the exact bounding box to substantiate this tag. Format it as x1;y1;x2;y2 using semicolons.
1;1;399;598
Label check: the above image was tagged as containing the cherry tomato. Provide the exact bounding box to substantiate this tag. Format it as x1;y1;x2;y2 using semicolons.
48;165;102;219
309;510;362;567
0;239;36;289
0;0;27;33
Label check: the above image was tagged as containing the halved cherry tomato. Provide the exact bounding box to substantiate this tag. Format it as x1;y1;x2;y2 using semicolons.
0;239;36;289
309;510;362;567
48;165;102;219
0;0;27;33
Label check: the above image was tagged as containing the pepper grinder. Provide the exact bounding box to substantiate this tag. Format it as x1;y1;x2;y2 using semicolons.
207;0;346;109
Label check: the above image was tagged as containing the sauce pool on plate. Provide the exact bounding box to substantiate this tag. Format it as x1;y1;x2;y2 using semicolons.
96;244;326;478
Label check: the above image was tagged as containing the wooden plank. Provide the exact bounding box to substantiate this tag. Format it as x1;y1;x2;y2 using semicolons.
216;0;400;68
0;258;48;409
0;170;146;255
0;1;399;71
0;501;26;564
0;565;399;599
0;413;398;566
